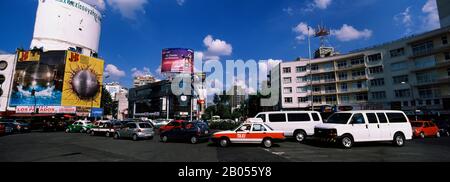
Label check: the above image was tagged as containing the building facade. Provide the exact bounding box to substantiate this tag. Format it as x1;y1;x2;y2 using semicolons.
133;75;156;88
438;0;450;28
228;85;246;112
279;26;450;115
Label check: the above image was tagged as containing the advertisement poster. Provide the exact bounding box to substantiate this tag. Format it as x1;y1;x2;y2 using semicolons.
61;51;104;108
161;48;194;73
9;51;66;107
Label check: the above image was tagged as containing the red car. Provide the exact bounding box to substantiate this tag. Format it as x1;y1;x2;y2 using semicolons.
159;120;186;133
0;123;5;136
411;120;440;138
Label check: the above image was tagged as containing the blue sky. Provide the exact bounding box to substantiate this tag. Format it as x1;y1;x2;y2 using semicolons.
0;0;441;88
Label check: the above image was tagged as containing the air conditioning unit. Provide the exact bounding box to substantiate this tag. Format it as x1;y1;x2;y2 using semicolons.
0;54;16;112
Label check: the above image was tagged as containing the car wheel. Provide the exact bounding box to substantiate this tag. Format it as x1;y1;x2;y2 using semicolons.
420;132;425;139
262;138;272;148
161;136;168;143
219;138;229;147
294;131;307;143
190;136;198;144
132;134;138;141
436;132;441;138
393;133;405;147
113;133;120;139
340;135;353;149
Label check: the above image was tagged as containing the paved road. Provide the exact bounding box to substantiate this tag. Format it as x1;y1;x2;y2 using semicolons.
0;131;449;162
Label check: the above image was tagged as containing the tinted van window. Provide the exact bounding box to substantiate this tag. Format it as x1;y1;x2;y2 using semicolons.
351;114;366;124
256;114;266;122
268;114;287;122
311;113;321;121
377;113;388;123
366;113;378;124
287;113;310;122
326;113;352;124
386;113;407;123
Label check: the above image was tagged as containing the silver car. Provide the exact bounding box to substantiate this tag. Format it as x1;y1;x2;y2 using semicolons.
113;122;154;141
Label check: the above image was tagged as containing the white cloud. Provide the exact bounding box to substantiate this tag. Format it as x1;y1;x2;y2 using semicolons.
293;22;315;42
131;67;151;77
394;7;413;35
106;0;148;20
422;0;440;30
105;64;126;78
331;24;372;42
202;35;233;60
177;0;185;6
81;0;106;10
314;0;332;9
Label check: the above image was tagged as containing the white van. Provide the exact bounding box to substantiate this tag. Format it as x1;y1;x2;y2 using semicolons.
253;111;323;142
314;110;413;149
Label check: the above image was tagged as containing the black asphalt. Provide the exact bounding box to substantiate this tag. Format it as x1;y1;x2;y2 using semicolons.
0;131;449;162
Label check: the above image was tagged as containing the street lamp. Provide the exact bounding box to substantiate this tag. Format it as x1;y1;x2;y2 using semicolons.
401;81;417;121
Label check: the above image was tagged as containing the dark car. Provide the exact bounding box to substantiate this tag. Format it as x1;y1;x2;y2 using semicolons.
0;122;15;134
0;123;6;136
0;119;31;133
434;120;450;137
160;121;211;144
42;120;70;132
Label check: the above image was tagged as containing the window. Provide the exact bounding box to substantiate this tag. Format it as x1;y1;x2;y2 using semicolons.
353;81;366;89
395;89;411;98
445;52;450;60
340;95;350;103
296;77;302;83
296;66;307;73
386;113;407;123
356;93;368;101
283;77;292;84
311;113;321;121
367;113;378;124
282;67;291;73
370;78;385;87
326;113;352;124
368;53;382;62
325;95;337;103
426;99;432;105
284;97;293;103
256;114;266;122
418;88;435;98
403;101;409;107
252;124;266;131
340;83;348;91
338;72;348;80
283;87;292;94
127;123;137;128
434;99;440;105
371;91;386;100
442;36;448;45
313;96;322;103
416;72;437;84
393;75;409;84
311;64;319;71
448;68;450;76
369;66;383;74
351;113;366;124
297;86;309;93
313;86;321;92
337;61;347;68
390;48;405;58
377;113;388;123
298;97;309;103
350;57;365;65
269;114;286;122
287;113;311;122
415;57;436;68
412;41;434;56
391;62;408;72
139;123;152;128
352;69;366;77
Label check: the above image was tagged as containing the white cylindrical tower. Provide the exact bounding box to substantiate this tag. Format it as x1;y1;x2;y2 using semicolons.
30;0;102;56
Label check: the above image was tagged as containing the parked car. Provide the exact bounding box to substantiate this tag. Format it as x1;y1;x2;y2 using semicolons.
42;120;69;132
0;123;5;136
211;122;285;148
65;120;93;133
113;122;154;141
153;119;171;129
314;111;413;149
411;120;440;138
0;122;14;134
0;119;31;133
253;111;323;142
160;121;211;144
434;120;450;137
90;120;124;137
159;120;186;133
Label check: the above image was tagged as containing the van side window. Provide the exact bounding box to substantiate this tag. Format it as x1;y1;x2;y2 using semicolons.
386;113;407;123
268;114;287;122
256;114;266;122
287;113;310;122
366;113;378;124
350;114;366;124
311;113;321;121
377;113;388;123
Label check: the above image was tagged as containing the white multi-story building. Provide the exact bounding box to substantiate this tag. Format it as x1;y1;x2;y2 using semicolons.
279;26;450;115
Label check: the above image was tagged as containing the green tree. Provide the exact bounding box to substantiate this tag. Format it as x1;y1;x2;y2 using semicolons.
100;87;114;116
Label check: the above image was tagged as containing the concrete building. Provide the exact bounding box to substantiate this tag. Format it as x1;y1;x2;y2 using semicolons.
116;91;128;120
438;0;450;27
279;26;450;116
228;85;246;112
133;75;156;88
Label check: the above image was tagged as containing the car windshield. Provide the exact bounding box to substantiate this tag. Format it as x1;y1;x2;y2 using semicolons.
411;122;423;127
326;113;352;124
139;123;152;128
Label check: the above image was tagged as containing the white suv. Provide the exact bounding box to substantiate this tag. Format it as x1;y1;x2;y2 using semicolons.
254;111;323;142
314;110;413;149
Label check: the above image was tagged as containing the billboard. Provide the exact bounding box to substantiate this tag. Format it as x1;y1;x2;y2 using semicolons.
161;48;194;73
9;51;66;107
15;106;76;114
61;51;104;108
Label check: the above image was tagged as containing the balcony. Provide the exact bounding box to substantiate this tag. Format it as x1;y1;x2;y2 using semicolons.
311;79;337;85
337;88;369;94
415;76;450;86
412;60;450;72
336;64;365;71
409;45;450;59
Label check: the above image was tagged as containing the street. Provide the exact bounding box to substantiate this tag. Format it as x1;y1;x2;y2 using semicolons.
1;132;450;162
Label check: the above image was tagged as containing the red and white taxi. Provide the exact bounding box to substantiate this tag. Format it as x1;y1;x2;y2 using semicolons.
211;122;285;148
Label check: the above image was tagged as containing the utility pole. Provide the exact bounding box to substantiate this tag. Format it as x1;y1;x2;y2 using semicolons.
308;26;313;111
